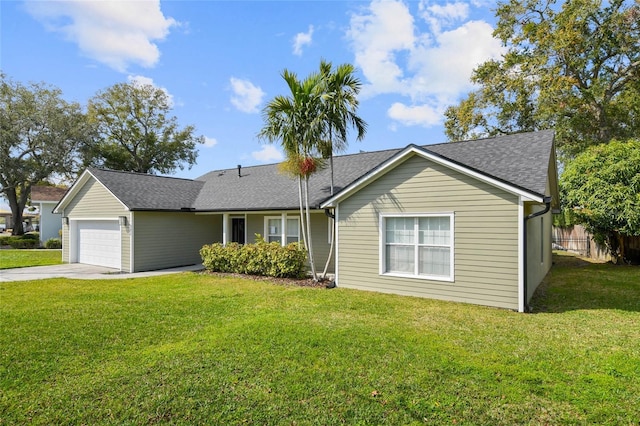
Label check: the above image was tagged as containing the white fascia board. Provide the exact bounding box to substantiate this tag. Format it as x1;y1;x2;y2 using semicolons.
321;146;545;208
53;169;92;213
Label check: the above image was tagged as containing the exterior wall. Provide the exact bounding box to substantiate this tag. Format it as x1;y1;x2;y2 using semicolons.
64;179;127;217
133;211;217;272
37;201;62;243
525;203;553;301
336;154;521;310
62;222;70;263
60;178;130;270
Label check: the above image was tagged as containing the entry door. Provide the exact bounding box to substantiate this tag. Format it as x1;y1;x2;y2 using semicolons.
231;217;245;244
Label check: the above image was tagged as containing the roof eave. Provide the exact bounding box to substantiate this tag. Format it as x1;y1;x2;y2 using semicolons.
321;144;548;208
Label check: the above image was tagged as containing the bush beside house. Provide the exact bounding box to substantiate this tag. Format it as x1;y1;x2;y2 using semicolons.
200;235;307;278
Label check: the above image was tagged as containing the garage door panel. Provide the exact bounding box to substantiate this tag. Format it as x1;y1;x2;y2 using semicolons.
77;221;121;269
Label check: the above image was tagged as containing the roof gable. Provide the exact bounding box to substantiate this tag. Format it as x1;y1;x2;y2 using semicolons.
321;130;557;208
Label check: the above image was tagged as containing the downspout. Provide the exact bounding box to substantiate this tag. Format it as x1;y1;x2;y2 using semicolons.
523;196;552;312
323;208;336;288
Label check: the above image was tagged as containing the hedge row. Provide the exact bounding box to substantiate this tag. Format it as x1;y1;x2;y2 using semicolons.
0;233;41;249
200;235;307;279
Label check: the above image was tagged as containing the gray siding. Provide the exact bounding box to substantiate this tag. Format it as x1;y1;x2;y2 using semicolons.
525;204;553;301
337;154;520;310
62;223;70;263
133;212;216;272
65;179;127;217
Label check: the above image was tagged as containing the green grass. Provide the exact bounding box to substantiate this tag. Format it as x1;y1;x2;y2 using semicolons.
0;249;62;269
1;253;639;424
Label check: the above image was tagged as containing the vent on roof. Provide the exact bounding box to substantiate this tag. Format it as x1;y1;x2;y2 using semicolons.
237;164;242;178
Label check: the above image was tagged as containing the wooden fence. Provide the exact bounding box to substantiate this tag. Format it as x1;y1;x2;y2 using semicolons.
553;225;640;263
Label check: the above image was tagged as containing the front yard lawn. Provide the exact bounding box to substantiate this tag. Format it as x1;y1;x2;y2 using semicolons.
0;249;62;269
1;253;638;424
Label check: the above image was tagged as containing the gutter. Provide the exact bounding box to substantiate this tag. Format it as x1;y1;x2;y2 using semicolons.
522;196;552;312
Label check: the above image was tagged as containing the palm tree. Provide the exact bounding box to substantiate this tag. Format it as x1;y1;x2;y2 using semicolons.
318;60;367;195
317;60;367;279
258;69;325;281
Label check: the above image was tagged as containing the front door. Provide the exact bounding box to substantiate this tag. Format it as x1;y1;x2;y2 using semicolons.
231;217;245;244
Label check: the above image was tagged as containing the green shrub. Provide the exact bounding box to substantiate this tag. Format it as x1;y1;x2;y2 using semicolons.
0;234;41;249
45;238;62;249
200;234;307;279
22;232;39;240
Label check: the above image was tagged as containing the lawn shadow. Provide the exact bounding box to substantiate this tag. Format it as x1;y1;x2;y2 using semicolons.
529;252;640;314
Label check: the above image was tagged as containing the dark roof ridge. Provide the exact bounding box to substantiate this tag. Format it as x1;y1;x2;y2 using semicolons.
89;166;196;183
417;129;554;149
197;146;404;177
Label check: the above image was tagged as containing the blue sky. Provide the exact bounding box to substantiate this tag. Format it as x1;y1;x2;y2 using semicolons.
1;0;504;210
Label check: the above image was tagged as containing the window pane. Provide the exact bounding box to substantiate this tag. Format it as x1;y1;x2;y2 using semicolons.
268;219;280;236
419;246;450;276
287;218;299;238
268;236;281;244
286;236;298;244
419;217;450;245
386;217;414;244
386;245;414;274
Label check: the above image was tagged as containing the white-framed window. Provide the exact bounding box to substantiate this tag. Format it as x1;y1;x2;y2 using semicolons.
265;216;300;245
286;217;300;244
380;213;454;281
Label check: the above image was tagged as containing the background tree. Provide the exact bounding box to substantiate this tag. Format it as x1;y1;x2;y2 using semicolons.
561;139;640;262
259;69;326;281
87;82;204;174
444;0;640;158
0;73;89;235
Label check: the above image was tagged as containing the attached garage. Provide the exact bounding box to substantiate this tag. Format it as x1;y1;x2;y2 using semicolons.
76;220;121;269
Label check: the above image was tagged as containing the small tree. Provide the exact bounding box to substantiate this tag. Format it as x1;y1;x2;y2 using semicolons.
0;73;89;235
259;70;326;281
561;139;640;262
317;60;367;278
87;81;204;174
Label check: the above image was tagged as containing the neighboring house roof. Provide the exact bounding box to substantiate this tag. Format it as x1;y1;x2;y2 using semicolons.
55;130;558;213
31;186;67;203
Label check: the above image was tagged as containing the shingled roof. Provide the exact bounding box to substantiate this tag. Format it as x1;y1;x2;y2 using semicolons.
88;168;203;211
71;130;556;212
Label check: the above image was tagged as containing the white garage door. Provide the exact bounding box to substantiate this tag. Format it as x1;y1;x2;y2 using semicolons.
77;220;121;269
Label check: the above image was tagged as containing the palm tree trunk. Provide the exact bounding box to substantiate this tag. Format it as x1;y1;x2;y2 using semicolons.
303;176;318;281
297;176;309;252
321;214;335;280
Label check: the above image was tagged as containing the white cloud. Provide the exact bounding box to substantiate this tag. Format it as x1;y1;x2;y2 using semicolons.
387;102;441;127
252;145;283;163
25;0;176;72
292;25;314;56
419;1;469;34
229;77;265;113
127;75;175;107
347;0;415;95
346;0;505;127
203;137;218;148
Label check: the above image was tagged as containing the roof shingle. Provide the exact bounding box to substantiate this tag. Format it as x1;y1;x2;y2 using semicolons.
83;130;556;211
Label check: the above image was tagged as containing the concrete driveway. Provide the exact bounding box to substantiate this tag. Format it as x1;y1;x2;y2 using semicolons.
0;263;204;282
